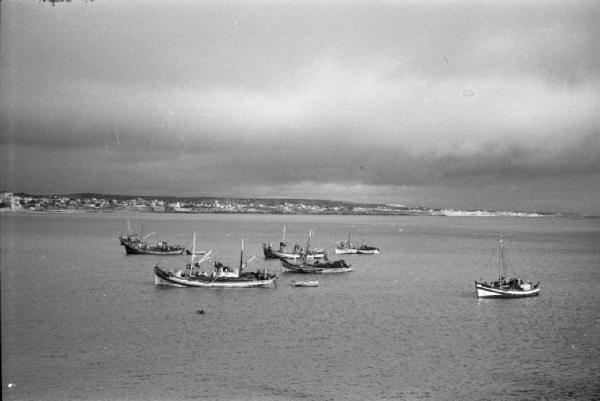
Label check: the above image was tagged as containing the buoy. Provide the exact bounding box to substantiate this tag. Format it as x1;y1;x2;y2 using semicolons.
196;309;205;315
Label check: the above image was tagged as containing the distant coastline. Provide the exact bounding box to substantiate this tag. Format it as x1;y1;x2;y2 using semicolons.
1;191;589;218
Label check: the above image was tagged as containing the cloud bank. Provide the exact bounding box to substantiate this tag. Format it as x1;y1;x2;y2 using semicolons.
1;1;599;213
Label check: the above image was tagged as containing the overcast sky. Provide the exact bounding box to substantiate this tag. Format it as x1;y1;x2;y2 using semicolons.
1;0;599;214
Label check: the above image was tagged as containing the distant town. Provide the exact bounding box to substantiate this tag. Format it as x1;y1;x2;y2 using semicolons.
0;191;426;215
0;191;559;217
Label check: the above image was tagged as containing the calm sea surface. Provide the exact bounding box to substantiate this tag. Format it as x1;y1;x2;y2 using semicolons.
2;212;599;400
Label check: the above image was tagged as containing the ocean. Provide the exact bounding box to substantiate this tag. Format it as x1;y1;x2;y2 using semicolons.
1;212;599;400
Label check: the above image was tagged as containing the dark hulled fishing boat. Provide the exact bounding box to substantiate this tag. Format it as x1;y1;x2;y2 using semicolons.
119;220;139;245
280;255;352;274
120;222;185;255
124;240;185;255
356;244;380;254
281;230;352;274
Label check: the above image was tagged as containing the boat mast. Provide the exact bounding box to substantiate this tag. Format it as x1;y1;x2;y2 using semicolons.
282;226;286;245
303;230;311;263
190;232;197;274
499;234;504;280
240;239;244;272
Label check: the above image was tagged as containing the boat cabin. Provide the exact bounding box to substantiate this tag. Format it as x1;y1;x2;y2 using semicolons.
212;262;239;278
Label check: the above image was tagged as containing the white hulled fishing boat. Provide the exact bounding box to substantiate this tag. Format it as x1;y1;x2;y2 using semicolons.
263;227;325;259
336;228;379;254
475;235;540;298
154;236;277;288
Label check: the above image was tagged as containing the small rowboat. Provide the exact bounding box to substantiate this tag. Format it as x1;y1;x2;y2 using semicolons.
291;280;319;287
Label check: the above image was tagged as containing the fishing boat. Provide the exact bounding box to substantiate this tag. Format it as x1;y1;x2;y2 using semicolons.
474;235;540;298
185;235;208;256
291;280;319;287
120;222;185;255
125;240;185;255
119;220;140;245
154;237;277;288
185;249;207;256
281;230;352;274
335;229;357;254
335;228;379;254
357;244;380;254
119;233;137;246
263;226;325;259
122;231;184;255
281;255;351;274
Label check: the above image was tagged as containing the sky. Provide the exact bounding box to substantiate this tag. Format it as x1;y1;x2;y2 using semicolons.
1;0;599;214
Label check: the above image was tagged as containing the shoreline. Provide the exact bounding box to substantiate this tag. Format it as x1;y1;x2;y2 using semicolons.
0;208;590;218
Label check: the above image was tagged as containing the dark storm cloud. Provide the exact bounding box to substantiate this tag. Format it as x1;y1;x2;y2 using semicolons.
1;0;599;213
428;132;600;183
170;129;600;188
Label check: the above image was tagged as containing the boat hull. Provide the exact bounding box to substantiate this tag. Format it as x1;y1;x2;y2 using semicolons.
281;264;323;274
277;252;325;259
263;246;281;259
124;243;185;255
185;250;207;256
280;258;353;274
475;282;540;298
154;266;276;288
263;246;324;259
335;248;357;254
357;248;380;254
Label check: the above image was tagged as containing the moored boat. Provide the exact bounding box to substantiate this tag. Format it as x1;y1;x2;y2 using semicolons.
281;231;352;274
281;256;352;274
474;235;540;298
335;229;357;254
335;228;379;254
263;226;325;259
154;237;277;288
335;242;357;254
124;239;185;255
185;249;208;256
357;244;380;254
119;234;137;246
120;222;185;255
119;220;140;245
